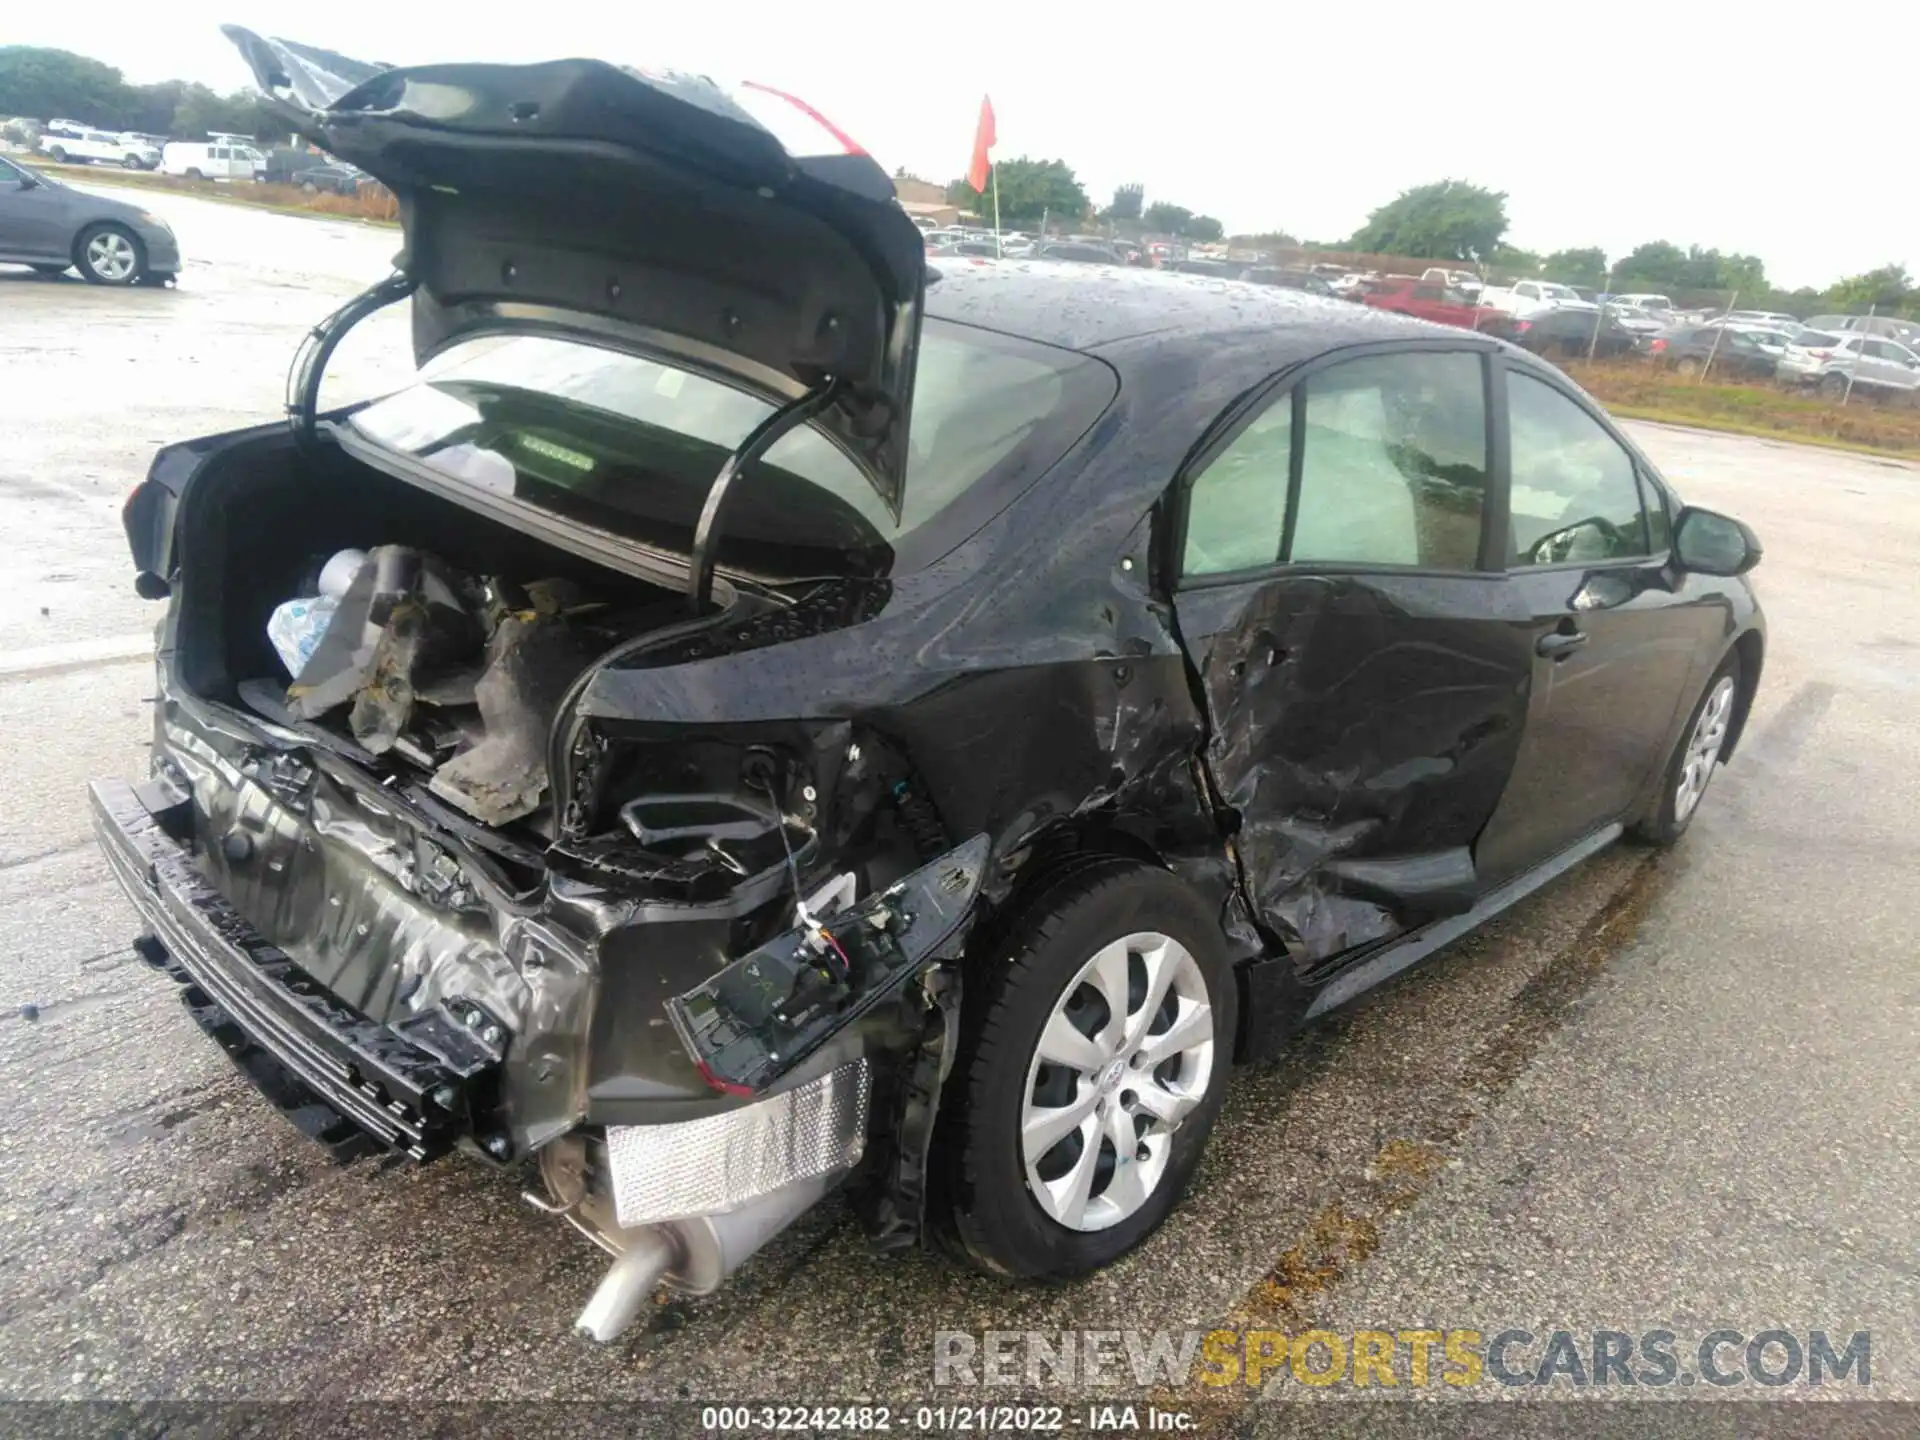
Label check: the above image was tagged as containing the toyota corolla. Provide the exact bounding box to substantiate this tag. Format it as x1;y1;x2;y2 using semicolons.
93;28;1764;1342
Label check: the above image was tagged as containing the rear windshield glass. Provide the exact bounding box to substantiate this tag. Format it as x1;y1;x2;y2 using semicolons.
346;320;1115;580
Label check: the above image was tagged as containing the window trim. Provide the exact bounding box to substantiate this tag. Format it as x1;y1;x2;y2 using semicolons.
1496;354;1661;572
1169;337;1505;591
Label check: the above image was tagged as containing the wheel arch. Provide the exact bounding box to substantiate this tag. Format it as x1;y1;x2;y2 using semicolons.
1721;626;1765;761
967;820;1170;974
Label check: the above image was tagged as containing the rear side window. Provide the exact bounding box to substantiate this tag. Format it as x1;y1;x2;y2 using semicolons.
1182;350;1489;576
1507;372;1648;566
347;319;1115;578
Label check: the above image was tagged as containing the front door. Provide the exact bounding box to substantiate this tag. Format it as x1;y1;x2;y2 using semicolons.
1171;343;1533;965
1471;363;1707;882
0;158;69;261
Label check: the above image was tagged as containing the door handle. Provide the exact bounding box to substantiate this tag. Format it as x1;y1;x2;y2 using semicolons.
1537;629;1589;659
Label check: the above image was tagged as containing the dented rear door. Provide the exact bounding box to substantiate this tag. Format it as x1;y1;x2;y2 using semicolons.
1170;343;1533;967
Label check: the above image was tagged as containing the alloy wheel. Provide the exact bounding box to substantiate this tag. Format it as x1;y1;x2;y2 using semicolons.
85;231;138;283
1674;676;1736;823
1020;930;1215;1232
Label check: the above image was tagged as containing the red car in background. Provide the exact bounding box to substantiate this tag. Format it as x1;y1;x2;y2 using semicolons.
1361;277;1515;336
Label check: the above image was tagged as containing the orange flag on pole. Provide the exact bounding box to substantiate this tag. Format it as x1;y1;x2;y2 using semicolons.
967;96;996;194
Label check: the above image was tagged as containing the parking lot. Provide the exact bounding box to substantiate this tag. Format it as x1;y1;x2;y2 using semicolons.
1;186;1916;1417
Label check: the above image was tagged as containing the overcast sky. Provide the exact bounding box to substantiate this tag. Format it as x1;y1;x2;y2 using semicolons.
13;3;1916;289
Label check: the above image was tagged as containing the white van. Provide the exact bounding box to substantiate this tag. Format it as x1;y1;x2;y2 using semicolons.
161;141;265;182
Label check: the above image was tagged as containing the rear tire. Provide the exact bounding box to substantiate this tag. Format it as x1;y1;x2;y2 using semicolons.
931;861;1236;1279
47;146;68;163
1820;373;1848;400
184;168;204;181
1631;654;1741;847
1675;356;1701;378
121;154;142;170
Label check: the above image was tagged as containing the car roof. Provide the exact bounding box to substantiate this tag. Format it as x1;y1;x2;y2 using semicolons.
924;258;1441;358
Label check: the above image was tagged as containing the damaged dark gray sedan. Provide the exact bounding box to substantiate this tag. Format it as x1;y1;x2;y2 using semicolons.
91;30;1765;1341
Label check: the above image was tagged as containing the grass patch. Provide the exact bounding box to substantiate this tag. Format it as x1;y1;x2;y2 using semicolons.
28;160;399;225
1564;359;1920;459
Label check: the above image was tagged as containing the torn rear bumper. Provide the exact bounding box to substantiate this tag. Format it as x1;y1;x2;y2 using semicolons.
89;776;499;1161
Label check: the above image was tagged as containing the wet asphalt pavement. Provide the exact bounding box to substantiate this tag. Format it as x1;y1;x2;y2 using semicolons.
0;186;1914;1421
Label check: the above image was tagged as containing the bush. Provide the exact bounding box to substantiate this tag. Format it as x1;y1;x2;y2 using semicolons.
1566;359;1920;456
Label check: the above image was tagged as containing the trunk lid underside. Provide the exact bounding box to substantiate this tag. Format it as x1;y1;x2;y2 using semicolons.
221;26;927;517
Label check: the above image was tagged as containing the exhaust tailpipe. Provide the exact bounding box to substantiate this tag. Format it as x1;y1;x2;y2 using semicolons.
574;1226;675;1343
571;1171;838;1343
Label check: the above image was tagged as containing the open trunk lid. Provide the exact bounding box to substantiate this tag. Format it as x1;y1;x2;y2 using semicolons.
222;27;926;518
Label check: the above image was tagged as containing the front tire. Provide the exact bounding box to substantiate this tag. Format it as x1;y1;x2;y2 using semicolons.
932;861;1236;1278
1632;654;1740;846
121;154;142;170
75;223;144;285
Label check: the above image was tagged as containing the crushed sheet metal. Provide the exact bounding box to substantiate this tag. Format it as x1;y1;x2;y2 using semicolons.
605;1059;870;1227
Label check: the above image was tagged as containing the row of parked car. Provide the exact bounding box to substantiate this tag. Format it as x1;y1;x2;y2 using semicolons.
922;227;1352;297
920;225;1918;401
1344;271;1920;402
27;122;372;195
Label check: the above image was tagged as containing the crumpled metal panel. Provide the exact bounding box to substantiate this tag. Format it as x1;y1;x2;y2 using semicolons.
604;1059;870;1226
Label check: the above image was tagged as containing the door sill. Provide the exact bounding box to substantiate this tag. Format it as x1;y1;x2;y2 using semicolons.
1302;822;1624;1021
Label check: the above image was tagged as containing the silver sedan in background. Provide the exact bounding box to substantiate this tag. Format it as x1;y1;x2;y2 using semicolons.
0;156;180;285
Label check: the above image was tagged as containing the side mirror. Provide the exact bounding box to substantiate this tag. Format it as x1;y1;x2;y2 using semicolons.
15;174;39;191
1673;506;1761;576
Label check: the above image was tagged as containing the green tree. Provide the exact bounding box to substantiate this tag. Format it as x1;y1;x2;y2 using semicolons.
1542;247;1608;285
169;83;276;142
1233;229;1299;249
1104;182;1144;222
1613;240;1688;288
0;46;132;127
1143;200;1194;235
1348;179;1509;262
946;157;1088;225
1826;264;1914;315
1485;245;1542;279
1188;214;1224;242
123;80;187;136
1613;240;1768;299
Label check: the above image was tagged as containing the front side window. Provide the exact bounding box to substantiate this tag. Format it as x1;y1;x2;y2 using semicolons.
346;320;1114;579
1182;350;1489;577
1507;371;1648;566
